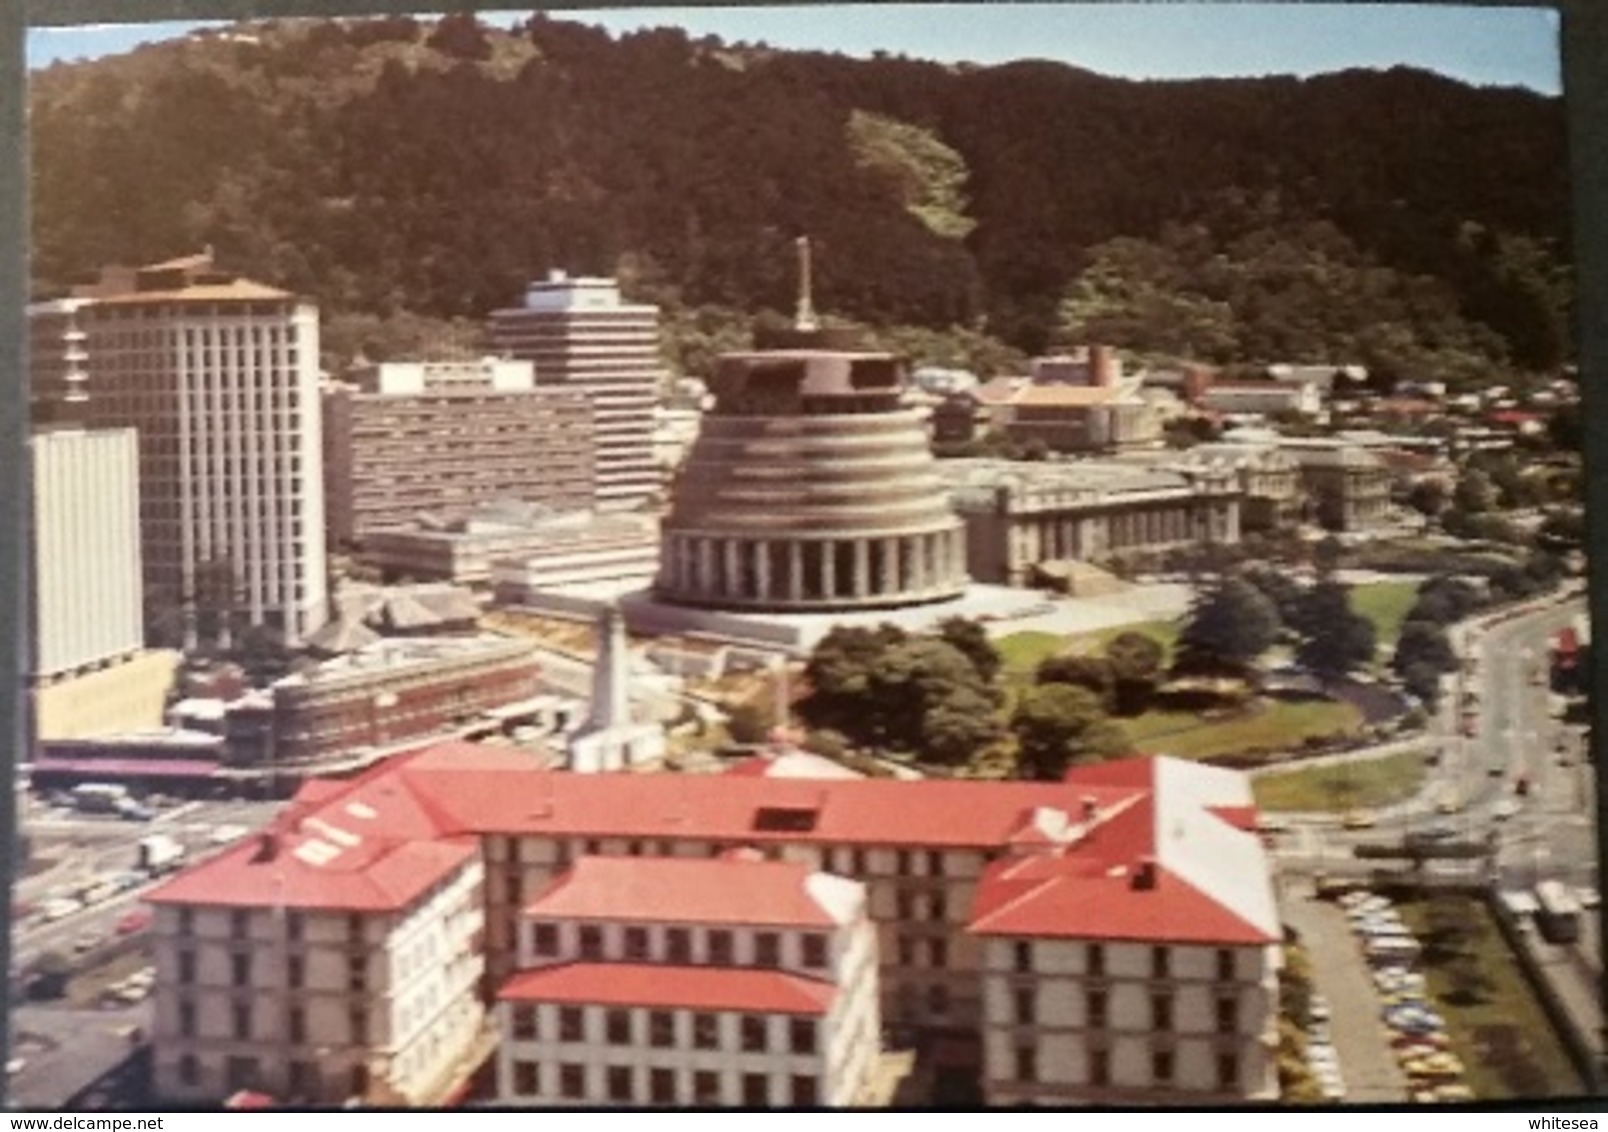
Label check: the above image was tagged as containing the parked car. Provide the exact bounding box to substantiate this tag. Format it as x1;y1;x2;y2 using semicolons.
115;909;152;936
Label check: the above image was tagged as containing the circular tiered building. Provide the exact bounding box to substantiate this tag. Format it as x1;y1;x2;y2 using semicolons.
657;329;968;611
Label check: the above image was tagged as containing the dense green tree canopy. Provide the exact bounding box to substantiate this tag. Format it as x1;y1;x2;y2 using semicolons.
1176;578;1281;671
1010;684;1131;781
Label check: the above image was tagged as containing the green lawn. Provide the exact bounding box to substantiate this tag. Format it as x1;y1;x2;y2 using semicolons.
996;631;1065;679
1397;897;1583;1100
1122;698;1364;762
1351;580;1423;649
1065;618;1181;662
1252;749;1428;812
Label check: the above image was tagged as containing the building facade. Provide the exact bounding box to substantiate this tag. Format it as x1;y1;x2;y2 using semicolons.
657;337;968;612
222;636;543;767
488;273;664;513
494;855;880;1107
941;459;1243;586
323;359;594;547
36;254;328;647
146;823;488;1106
145;746;1281;1108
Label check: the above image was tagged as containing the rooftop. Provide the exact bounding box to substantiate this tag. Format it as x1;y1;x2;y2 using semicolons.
522;855;862;928
498;961;836;1015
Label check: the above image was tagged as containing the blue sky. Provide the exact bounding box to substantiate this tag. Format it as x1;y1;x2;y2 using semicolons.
27;5;1562;95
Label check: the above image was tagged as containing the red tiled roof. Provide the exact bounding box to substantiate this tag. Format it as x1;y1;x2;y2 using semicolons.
497;961;836;1015
1208;804;1258;833
523;856;842;928
144;833;478;912
1011;384;1118;407
969;857;1276;945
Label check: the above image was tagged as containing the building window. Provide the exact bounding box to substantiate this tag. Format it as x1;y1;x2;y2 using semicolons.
649;1011;674;1048
287;955;304;989
1216;947;1237;982
790;1075;818;1107
578;925;604;960
231;953;252;987
896;891;915;920
708;930;734;965
1015;1046;1038;1083
1151;993;1174;1031
232;1004;251;1041
1088;1048;1110;1087
743;1073;770;1107
230;909;250;940
624;927;649;959
929;938;948;968
897;850;913;875
178;999;196;1038
513;1061;539;1096
1086;990;1108;1029
927;984;950;1016
178;950;196;984
693;1013;719;1050
926;850;944;876
559;1007;584;1042
349;957;367;993
897;938;916;966
802;934;828;969
1152;1049;1175;1085
606;1009;631;1044
1215;995;1239;1035
667;928;692;964
178;1054;199;1087
789;1018;817;1055
532;923;558;956
930;891;948;921
1217;1052;1240;1091
1014;987;1036;1025
741;1015;768;1053
649;1068;676;1106
607;1066;632;1103
350;1006;368;1045
512;1005;538;1041
1087;943;1105;977
1013;941;1033;974
1151;946;1170;979
178;908;195;937
560;1064;585;1100
286;913;303;943
755;932;781;969
693;1071;721;1106
288;1006;305;1044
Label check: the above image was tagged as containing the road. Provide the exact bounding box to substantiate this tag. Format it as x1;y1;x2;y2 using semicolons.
12;799;283;968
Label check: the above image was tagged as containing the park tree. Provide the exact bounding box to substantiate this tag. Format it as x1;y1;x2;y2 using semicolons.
1240;564;1306;636
801;623;909;735
1104;630;1166;715
1035;654;1116;711
1452;467;1497;514
1294;579;1377;682
921;685;1007;765
1010;684;1130;780
1400;660;1444;710
1392;620;1460;685
935;616;1004;686
1175;577;1280;672
1406;479;1448;518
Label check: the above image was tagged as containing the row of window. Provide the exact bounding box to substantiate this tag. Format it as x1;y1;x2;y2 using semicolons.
1011;987;1239;1034
507;1062;819;1107
508;1006;818;1055
1009;941;1241;982
177;998;369;1044
1011;1047;1240;1091
529;921;830;971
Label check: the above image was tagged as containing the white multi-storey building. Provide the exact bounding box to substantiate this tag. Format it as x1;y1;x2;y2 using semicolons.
145;780;489;1105
42;253;328;647
488;272;664;513
144;746;1281;1108
28;427;145;680
494;854;881;1107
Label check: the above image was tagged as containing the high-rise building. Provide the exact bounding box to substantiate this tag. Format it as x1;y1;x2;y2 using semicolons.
323;358;595;546
27;426;179;739
488;272;664;513
33;253;329;647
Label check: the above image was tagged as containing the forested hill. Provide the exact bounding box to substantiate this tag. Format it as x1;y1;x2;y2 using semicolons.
29;13;1572;380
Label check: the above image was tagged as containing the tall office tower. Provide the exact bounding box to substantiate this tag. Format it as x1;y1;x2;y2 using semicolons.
488;272;664;513
40;253;329;648
323;357;595;546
